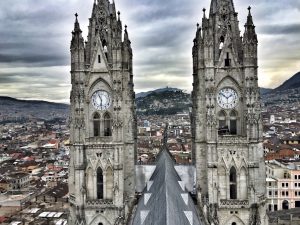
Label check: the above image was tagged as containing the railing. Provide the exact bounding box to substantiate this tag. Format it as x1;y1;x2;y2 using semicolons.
218;136;248;144
86;199;113;207
220;199;249;208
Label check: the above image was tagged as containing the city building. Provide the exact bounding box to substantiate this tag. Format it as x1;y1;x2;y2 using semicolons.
266;160;300;211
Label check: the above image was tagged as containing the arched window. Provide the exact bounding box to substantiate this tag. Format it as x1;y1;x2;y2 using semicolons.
98;223;103;225
94;113;100;137
97;168;104;199
232;223;237;225
104;113;112;137
218;111;228;135
230;167;237;199
282;200;289;210
230;110;237;135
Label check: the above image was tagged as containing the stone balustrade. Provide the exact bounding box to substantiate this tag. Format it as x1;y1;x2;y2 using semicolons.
220;199;249;208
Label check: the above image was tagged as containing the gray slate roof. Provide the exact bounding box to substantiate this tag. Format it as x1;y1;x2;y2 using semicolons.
132;148;205;225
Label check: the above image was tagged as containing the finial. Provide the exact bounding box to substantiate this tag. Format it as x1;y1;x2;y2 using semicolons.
203;8;206;18
248;6;251;13
125;25;127;30
197;23;199;28
75;13;78;19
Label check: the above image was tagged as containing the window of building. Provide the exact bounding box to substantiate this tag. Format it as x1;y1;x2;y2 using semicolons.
282;191;285;196
97;167;104;199
296;183;298;187
295;175;297;180
218;111;228;135
229;110;237;135
232;223;236;225
286;191;289;196
282;200;289;210
298;175;300;179
282;183;285;188
225;52;231;67
230;167;237;199
104;112;112;137
268;204;272;211
98;55;101;63
275;191;278;196
286;183;289;187
296;191;298;196
93;113;100;137
274;204;278;211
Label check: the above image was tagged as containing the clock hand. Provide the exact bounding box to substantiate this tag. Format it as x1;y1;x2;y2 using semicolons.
221;93;228;99
98;93;102;107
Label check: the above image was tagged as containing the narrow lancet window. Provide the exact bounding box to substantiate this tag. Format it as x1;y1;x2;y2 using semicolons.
218;111;228;135
104;113;112;137
230;110;237;135
230;167;237;199
93;113;100;137
97;168;104;199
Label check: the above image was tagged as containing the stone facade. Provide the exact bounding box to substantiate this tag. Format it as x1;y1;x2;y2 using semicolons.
191;0;268;225
68;0;269;225
68;0;136;224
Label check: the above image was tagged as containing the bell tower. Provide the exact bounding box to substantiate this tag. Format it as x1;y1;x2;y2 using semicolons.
192;0;268;224
68;0;136;225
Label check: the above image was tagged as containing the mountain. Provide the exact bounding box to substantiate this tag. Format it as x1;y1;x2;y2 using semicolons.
272;72;300;92
260;87;272;95
136;87;181;98
136;89;191;115
261;72;300;106
0;96;69;122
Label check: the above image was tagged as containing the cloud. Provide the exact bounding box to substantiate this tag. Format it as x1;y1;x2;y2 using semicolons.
0;0;299;102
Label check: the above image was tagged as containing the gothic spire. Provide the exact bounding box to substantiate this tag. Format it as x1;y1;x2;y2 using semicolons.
243;6;257;42
124;25;131;45
73;13;82;33
209;0;235;16
245;6;254;27
71;13;84;50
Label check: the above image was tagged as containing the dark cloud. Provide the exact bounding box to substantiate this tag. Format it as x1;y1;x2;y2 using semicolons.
259;24;300;35
0;0;299;101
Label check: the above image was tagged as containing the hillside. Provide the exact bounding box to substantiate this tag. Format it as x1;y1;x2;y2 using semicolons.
273;72;300;92
0;97;69;122
262;72;300;106
136;89;191;115
136;87;181;98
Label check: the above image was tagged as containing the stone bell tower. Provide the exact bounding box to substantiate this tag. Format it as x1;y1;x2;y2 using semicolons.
192;0;268;224
68;0;136;224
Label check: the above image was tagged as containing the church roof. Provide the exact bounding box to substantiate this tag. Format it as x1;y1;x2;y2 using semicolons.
132;148;205;225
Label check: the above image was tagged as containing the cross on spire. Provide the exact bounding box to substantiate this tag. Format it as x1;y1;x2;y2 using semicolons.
248;6;251;13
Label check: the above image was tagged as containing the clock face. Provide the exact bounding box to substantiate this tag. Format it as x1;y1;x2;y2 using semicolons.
91;90;111;110
217;88;238;109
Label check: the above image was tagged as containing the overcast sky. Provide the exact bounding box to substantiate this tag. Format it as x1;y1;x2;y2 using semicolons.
0;0;299;103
